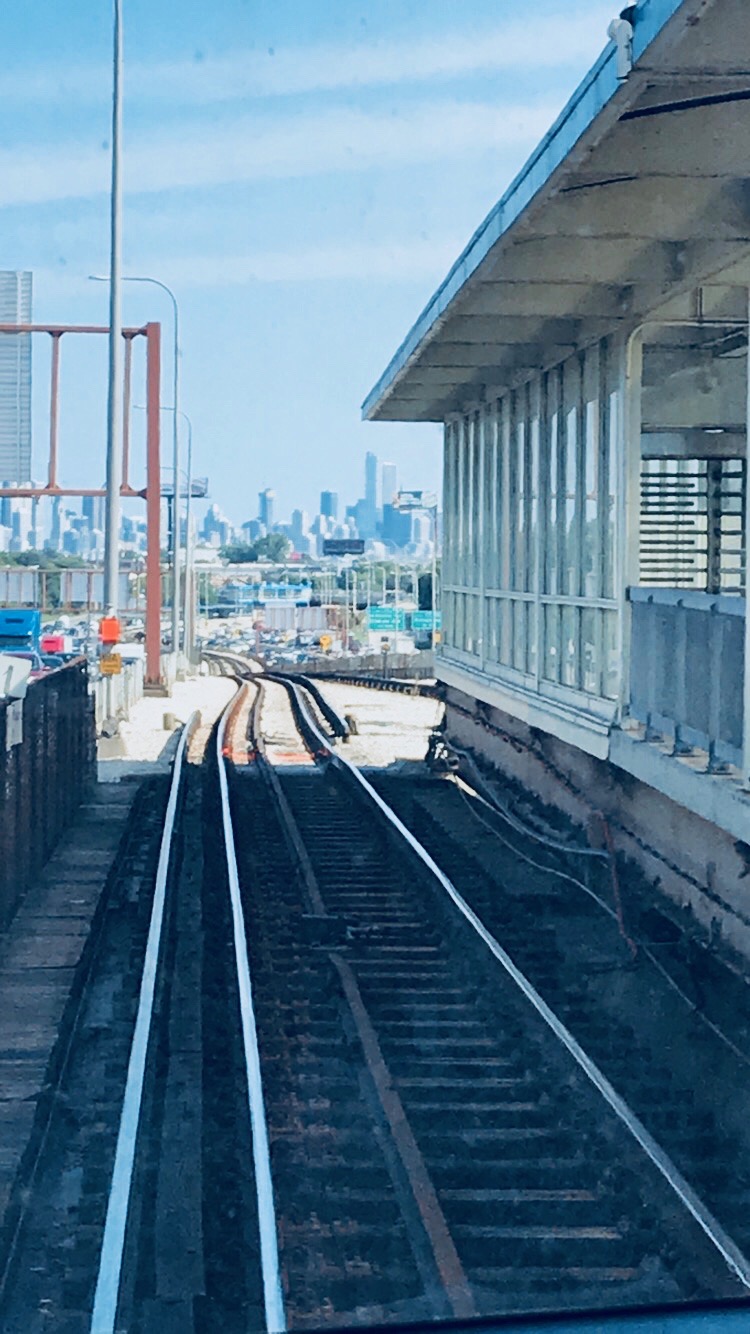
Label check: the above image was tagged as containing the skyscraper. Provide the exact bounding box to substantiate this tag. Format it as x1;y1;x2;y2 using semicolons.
381;461;398;509
258;488;275;529
365;451;378;511
82;494;106;533
320;490;338;520
0;273;32;483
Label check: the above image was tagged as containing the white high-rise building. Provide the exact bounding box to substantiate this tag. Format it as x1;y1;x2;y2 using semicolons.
381;461;398;510
0;273;32;484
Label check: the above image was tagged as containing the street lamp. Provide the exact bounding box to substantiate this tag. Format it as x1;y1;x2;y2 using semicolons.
90;272;181;657
103;0;123;620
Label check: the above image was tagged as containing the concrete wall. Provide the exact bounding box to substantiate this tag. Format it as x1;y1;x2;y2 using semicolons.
444;682;750;967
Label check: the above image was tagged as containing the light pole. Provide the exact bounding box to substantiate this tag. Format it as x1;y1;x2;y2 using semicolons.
90;272;181;657
103;0;123;620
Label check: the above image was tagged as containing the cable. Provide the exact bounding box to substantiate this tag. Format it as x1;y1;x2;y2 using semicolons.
444;763;750;1072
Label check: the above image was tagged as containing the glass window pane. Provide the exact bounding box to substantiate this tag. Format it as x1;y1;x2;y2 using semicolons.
546;408;559;595
581;606;598;694
583;397;600;598
543;603;560;682
604;389;618;599
499;401;511;591
500;596;512;666
561;603;578;688
530;413;539;594
513;600;527;673
603;609;619;699
515;416;525;592
565;405;579;597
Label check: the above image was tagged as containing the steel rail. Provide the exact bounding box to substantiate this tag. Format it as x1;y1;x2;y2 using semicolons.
90;711;200;1334
281;678;750;1293
216;689;286;1334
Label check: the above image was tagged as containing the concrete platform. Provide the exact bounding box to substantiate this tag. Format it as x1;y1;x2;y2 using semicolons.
97;673;236;781
0;784;138;1239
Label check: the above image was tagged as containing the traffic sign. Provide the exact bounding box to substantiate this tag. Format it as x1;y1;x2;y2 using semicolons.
411;611;442;631
393;489;437;511
99;616;121;645
100;653;122;676
322;538;365;556
368;607;405;631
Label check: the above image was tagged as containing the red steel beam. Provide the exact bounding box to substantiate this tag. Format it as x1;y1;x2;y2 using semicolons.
122;334;134;490
145;322;162;686
0;487;142;497
48;332;63;489
0;323;147;336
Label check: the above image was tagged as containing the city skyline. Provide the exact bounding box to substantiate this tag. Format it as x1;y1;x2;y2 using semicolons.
0;445;439;563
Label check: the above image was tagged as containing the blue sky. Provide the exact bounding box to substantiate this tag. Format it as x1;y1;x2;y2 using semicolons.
1;0;614;525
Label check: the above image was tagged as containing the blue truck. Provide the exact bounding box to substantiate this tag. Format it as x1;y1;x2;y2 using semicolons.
0;609;42;653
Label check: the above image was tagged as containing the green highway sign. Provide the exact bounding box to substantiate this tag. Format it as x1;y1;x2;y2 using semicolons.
368;606;406;631
412;611;442;631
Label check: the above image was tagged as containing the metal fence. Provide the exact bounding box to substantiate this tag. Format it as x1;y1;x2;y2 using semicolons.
0;660;95;929
628;587;744;769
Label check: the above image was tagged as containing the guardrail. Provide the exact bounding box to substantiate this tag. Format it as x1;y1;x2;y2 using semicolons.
628;587;744;769
0;660;95;929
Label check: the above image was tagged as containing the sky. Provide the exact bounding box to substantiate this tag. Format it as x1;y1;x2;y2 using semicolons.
0;0;617;527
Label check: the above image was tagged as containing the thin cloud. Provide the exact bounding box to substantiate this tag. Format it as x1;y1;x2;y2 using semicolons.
0;8;614;108
0;99;559;208
34;237;463;299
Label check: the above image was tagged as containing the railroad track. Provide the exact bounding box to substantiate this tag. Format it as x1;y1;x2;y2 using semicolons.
5;659;750;1330
225;665;750;1323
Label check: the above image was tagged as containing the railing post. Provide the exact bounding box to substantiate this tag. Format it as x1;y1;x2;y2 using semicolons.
672;597;691;756
707;599;730;773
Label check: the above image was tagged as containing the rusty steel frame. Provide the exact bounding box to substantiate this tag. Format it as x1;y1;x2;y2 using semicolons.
0;321;163;686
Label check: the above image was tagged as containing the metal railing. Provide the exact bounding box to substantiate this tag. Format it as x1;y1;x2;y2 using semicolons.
0;660;95;929
93;658;144;729
628;587;744;768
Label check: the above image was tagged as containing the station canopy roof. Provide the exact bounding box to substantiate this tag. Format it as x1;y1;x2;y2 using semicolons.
363;0;750;423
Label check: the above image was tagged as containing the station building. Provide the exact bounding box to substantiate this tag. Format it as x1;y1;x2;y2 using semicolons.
364;0;750;960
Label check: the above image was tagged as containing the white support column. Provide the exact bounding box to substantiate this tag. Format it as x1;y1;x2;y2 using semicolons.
736;289;741;779
617;328;643;723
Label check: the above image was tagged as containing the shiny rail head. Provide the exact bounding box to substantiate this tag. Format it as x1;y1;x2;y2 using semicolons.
90;709;201;1334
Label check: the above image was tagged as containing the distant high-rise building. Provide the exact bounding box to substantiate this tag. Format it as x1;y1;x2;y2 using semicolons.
365;451;378;510
291;509;309;541
382;503;411;549
82;494;105;533
259;488;275;529
360;451;379;538
381;462;398;510
0;273;32;484
320;490;338;521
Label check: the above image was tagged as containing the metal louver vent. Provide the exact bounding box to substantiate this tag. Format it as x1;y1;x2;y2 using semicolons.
639;457;745;595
